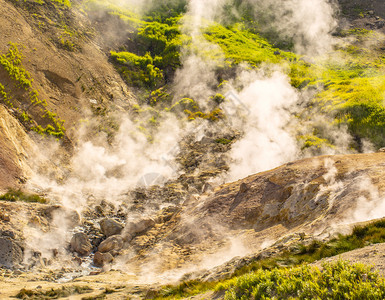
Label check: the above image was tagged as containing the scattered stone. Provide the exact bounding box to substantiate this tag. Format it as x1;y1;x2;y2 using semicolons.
73;257;82;266
0;237;23;268
99;218;124;237
70;233;92;256
376;21;385;29
0;212;10;222
239;182;248;193
0;230;16;239
98;235;123;253
378;147;385;152
52;249;59;257
89;271;101;276
93;251;113;267
28;215;49;229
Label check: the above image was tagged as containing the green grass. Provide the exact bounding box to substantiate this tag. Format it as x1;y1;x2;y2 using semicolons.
0;189;48;204
31;0;72;8
203;24;296;67
0;43;65;138
217;261;385;300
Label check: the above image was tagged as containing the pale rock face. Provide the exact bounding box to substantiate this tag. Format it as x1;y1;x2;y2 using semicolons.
0;237;23;268
0;106;35;190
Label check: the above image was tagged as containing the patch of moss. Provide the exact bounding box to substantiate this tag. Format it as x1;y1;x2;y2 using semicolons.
0;43;65;138
0;189;47;204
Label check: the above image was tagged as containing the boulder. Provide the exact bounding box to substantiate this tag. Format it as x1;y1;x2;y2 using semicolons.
99;218;124;237
0;237;23;268
70;233;92;256
98;235;123;253
93;251;113;267
124;218;155;237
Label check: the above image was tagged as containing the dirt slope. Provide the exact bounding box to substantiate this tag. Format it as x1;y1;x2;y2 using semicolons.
0;0;136;188
121;152;385;278
0;0;134;129
0;106;36;192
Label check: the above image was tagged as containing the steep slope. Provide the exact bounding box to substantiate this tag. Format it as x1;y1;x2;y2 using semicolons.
0;105;35;191
0;0;135;188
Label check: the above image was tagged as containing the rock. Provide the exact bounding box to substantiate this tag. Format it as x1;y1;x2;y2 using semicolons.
99;218;124;237
378;147;385;153
0;237;23;268
73;257;82;266
0;230;16;239
93;251;113;267
28;215;49;229
98;235;123;253
239;182;248;193
43;206;80;227
0;212;10;222
124;218;155;237
70;233;92;256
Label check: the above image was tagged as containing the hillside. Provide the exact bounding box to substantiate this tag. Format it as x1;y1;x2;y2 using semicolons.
1;0;385;299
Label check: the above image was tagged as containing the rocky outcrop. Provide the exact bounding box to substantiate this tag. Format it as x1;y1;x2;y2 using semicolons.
120;153;385;276
0;237;23;268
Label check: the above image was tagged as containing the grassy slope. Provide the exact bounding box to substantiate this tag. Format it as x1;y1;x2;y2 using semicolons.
155;219;385;299
83;0;385;149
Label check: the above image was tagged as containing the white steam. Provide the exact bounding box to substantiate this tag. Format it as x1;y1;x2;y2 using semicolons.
29;115;183;211
225;69;300;181
257;0;338;55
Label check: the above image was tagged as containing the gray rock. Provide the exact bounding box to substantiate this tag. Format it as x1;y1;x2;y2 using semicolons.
0;237;23;268
99;218;124;237
70;233;92;256
98;235;123;253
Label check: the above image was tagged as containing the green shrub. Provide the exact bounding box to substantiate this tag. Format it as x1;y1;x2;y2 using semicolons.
217;261;385;300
